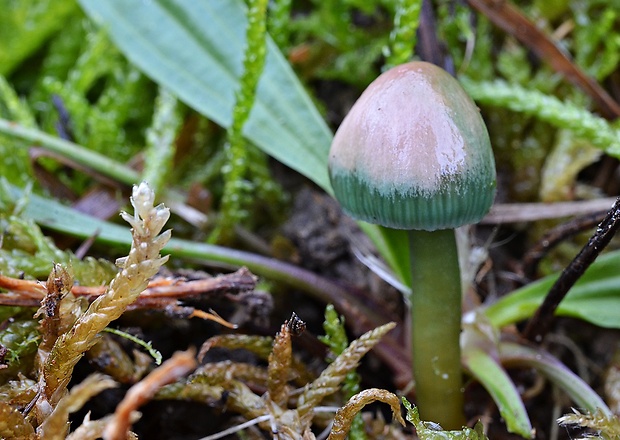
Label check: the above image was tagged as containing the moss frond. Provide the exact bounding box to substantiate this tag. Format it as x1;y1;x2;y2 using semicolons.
319;304;365;438
142;87;181;197
462;78;620;158
267;316;295;407
328;388;405;440
212;0;270;242
558;408;620;439
37;182;170;415
297;322;396;424
383;0;422;70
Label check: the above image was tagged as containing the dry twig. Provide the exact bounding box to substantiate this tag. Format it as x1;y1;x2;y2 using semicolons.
103;350;197;440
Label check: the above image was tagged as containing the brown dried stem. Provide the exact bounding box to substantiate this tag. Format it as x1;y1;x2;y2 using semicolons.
267;319;294;408
297;322;397;425
327;388;405;440
0;268;256;309
103;350;197;440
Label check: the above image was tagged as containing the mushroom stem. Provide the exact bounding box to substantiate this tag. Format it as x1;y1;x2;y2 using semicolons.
408;228;465;429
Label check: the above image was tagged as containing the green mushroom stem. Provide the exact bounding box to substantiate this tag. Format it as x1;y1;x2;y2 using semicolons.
408;228;464;428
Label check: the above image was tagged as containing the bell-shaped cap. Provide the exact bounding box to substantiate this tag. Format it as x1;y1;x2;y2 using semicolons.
328;61;496;231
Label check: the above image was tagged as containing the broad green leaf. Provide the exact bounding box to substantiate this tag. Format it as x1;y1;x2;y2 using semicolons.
78;0;333;192
483;250;620;329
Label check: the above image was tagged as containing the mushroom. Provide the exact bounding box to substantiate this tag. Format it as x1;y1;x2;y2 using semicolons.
328;61;496;428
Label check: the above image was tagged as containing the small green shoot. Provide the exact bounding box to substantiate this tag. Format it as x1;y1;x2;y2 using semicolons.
102;327;163;366
383;0;422;70
210;0;270;242
319;304;365;439
402;397;488;439
461;311;533;438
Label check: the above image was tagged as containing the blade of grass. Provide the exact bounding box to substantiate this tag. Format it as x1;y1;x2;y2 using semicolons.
0;118;139;185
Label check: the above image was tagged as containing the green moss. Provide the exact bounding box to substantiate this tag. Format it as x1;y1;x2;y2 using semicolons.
0;0;80;76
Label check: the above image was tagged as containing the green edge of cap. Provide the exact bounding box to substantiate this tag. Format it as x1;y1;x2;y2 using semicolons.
330;168;496;231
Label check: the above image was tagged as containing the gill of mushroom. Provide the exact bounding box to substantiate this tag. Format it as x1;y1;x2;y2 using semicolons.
328;61;496;429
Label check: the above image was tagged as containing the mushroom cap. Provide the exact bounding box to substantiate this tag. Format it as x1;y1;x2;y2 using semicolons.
328;61;496;231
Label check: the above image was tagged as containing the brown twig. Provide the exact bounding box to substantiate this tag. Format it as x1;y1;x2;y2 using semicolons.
522;197;620;342
0;268;254;328
189;309;237;329
521;211;606;280
103;350;197;440
481;198;618;224
0;268;257;307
